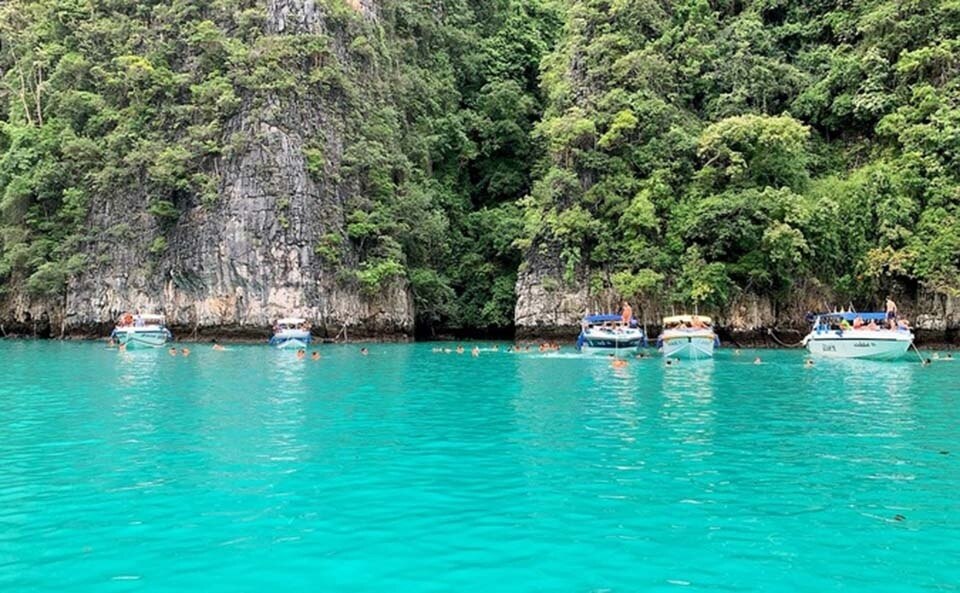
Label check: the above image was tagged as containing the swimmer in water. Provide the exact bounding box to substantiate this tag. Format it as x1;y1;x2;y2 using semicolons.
311;351;320;360
804;359;814;368
456;345;464;355
611;358;628;368
471;346;480;357
922;358;932;366
212;341;226;351
107;338;116;349
181;347;190;357
734;349;741;356
754;357;762;365
296;349;306;359
168;347;177;356
360;347;369;356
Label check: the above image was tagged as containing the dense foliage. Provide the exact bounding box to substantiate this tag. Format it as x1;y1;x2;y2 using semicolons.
524;0;960;310
0;0;958;330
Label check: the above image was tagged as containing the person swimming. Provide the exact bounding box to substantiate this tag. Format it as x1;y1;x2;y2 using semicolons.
181;347;191;357
471;346;480;357
360;347;369;356
168;347;177;356
456;345;464;355
804;359;814;368
611;358;627;368
311;351;320;360
296;349;306;359
753;357;762;365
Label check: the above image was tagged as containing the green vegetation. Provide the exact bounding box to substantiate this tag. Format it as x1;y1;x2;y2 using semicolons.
0;0;958;328
525;0;960;310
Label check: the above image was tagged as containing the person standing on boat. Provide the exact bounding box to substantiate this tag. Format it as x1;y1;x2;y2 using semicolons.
886;296;898;328
620;301;633;327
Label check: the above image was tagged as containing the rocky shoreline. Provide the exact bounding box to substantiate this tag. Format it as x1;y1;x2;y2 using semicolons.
2;322;957;349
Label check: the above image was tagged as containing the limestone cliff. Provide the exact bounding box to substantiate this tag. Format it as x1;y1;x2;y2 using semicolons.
1;0;413;339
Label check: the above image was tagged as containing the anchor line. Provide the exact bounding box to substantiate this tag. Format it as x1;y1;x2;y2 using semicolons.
910;342;927;365
766;328;805;348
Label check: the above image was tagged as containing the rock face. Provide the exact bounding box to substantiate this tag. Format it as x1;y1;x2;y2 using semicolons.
1;0;413;340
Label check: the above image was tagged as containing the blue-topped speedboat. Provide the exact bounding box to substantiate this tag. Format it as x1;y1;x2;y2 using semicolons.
269;317;312;349
802;312;913;360
576;313;647;356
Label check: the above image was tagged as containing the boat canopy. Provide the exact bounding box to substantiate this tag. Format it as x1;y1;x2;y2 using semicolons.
139;314;165;323
663;314;713;325
814;312;887;321
277;317;307;325
583;313;626;324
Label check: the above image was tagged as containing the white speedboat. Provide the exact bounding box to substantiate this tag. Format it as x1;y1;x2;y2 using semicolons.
111;313;173;349
658;315;718;359
270;317;312;349
802;312;913;360
576;314;646;356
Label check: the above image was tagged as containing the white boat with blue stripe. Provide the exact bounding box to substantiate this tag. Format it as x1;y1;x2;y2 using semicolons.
111;313;173;349
576;314;647;356
802;312;913;360
270;317;312;349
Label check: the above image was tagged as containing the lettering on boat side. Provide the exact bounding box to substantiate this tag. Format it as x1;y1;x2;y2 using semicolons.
822;345;836;352
854;342;875;348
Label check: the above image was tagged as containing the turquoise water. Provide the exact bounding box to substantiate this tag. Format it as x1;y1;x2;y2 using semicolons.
1;341;958;592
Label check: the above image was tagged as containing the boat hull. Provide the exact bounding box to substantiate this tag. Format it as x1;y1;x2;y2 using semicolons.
580;339;644;356
113;329;171;349
578;328;645;356
660;332;716;360
270;329;312;348
804;331;912;360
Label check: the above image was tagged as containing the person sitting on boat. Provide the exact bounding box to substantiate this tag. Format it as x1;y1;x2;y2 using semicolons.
691;315;706;329
134;311;144;327
839;317;851;331
620;301;633;326
852;315;864;329
897;318;912;331
121;312;134;327
866;319;879;331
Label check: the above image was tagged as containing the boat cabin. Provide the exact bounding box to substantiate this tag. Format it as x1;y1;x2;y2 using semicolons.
275;317;309;331
117;312;166;327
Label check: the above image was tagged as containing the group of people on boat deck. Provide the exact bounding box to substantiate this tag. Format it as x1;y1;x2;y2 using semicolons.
664;315;711;330
116;311;148;327
827;296;911;331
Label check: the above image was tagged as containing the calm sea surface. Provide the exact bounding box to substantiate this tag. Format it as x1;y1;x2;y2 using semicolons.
0;341;957;592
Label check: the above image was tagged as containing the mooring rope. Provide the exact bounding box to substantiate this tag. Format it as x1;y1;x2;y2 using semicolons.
766;328;806;348
910;342;927;365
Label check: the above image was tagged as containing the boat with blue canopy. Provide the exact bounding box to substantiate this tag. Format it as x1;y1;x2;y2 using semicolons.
802;311;913;360
576;313;647;356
